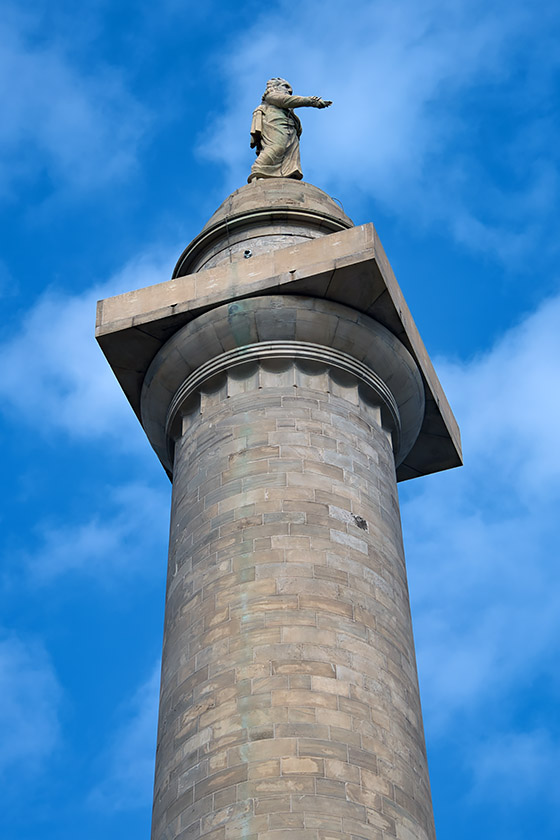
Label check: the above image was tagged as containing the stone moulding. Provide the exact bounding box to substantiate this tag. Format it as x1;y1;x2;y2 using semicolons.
173;207;353;276
164;341;404;466
140;296;425;477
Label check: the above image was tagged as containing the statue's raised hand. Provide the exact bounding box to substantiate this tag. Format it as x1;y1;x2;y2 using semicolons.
310;96;332;109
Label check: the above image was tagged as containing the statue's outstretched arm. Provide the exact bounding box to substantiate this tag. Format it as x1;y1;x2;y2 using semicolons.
266;93;332;109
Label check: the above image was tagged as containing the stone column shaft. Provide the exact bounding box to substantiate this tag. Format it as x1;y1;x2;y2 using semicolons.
147;297;434;840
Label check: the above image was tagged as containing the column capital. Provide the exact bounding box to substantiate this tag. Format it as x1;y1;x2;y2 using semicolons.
141;296;424;476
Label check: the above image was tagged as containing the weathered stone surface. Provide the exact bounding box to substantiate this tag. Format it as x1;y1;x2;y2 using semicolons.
152;368;434;840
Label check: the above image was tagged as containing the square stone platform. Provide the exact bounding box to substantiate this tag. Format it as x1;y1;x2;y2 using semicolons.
96;223;462;481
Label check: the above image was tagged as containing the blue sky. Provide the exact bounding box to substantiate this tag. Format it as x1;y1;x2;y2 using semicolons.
0;1;559;838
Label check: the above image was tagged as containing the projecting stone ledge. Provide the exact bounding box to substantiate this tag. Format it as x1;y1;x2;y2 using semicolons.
96;222;462;482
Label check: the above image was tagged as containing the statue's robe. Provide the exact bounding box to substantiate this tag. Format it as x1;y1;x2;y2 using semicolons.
248;93;310;182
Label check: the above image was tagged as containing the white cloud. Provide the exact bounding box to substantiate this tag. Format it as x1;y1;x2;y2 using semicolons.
402;291;560;732
27;481;170;584
0;250;172;445
201;0;559;262
0;633;61;775
469;729;560;804
89;663;160;812
438;294;560;497
0;6;148;198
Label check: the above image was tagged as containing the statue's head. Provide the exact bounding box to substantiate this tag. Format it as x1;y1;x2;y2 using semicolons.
263;78;293;99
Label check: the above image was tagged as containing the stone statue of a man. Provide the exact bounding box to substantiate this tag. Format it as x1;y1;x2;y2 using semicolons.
248;78;332;183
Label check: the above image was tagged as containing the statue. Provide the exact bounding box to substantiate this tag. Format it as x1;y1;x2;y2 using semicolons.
248;78;332;183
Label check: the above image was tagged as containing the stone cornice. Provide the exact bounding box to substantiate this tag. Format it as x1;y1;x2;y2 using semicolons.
97;222;461;481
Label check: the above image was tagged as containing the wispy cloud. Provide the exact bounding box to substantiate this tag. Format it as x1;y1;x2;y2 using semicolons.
89;662;160;812
403;290;560;732
0;250;171;444
0;633;61;775
26;482;169;584
201;0;559;263
469;729;560;805
0;5;148;200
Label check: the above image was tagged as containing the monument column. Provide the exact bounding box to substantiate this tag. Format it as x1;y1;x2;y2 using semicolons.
96;180;462;840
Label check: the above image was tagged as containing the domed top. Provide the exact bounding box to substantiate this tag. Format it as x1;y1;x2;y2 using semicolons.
202;179;353;231
172;179;354;278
